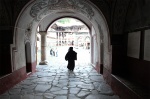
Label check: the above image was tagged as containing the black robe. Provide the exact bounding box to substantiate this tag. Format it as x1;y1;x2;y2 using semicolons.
65;50;77;71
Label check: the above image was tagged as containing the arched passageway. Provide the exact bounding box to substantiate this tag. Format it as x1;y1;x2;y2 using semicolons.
0;0;150;99
0;0;113;98
10;0;110;75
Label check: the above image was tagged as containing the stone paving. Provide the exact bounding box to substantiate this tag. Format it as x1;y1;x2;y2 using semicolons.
0;63;120;99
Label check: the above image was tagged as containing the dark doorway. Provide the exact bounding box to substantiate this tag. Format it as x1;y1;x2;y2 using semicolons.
0;45;12;77
25;42;32;73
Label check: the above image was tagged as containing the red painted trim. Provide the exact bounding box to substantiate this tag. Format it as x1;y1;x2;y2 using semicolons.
0;61;36;95
0;66;26;95
91;63;100;73
103;67;111;85
96;64;100;73
31;61;37;73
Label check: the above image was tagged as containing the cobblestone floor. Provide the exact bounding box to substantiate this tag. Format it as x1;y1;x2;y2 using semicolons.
0;63;120;99
0;47;120;99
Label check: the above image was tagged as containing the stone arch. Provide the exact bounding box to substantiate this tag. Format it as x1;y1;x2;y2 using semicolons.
11;0;111;73
45;17;90;48
45;17;90;32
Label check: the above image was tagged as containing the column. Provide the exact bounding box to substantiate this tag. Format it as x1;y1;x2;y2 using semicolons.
57;32;59;46
39;31;48;65
61;32;62;46
66;33;68;46
58;32;60;46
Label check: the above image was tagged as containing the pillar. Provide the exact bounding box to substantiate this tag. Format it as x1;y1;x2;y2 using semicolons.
39;31;48;65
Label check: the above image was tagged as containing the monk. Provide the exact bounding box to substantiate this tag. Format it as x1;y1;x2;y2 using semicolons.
65;47;77;71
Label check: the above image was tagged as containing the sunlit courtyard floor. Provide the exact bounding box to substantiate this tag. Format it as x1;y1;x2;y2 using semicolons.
37;46;91;66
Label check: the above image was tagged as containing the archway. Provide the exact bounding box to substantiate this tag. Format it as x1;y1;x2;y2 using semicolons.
40;17;91;65
11;0;111;75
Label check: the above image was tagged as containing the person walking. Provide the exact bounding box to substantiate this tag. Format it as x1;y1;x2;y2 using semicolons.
65;47;77;71
50;49;53;56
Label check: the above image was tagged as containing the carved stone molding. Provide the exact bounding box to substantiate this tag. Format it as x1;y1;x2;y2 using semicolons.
24;22;33;43
30;1;48;18
30;0;94;21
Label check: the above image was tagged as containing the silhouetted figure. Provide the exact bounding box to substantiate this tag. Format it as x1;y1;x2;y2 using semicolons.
65;47;77;71
53;50;55;56
50;49;53;56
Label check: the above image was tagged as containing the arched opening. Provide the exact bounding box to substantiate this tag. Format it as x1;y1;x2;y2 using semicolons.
37;17;91;65
10;0;111;92
0;0;115;96
11;0;111;75
25;42;32;74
